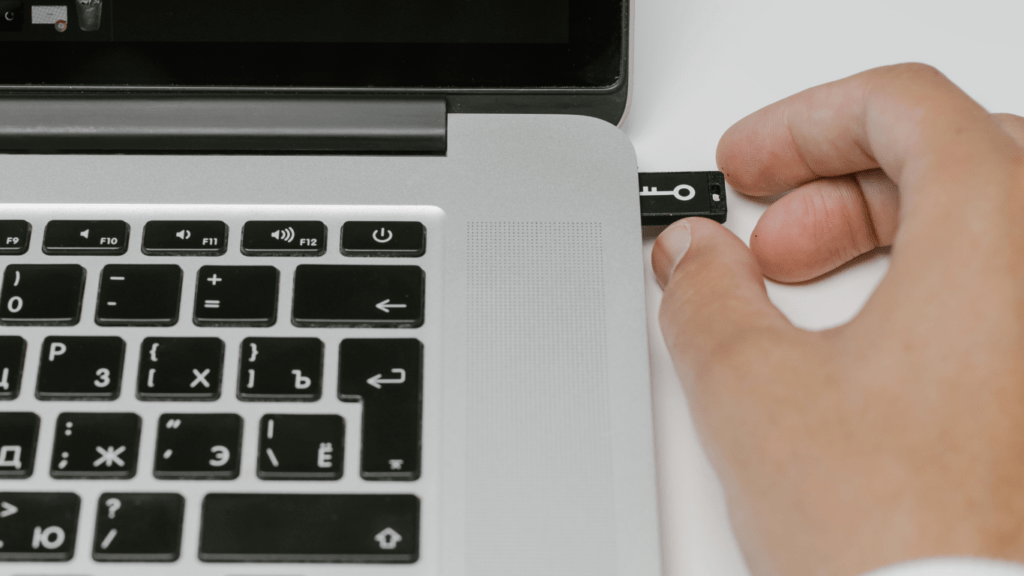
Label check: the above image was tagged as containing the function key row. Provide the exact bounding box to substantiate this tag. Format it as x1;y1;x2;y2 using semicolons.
0;264;425;327
0;219;426;258
0;492;419;562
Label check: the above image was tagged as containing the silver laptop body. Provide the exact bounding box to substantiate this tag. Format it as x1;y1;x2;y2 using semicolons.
0;1;660;574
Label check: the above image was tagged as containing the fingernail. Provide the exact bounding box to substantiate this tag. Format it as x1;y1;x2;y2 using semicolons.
654;219;692;289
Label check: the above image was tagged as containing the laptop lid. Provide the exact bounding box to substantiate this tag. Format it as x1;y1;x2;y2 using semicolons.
0;0;629;124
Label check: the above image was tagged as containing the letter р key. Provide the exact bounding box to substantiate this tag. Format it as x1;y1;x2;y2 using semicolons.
0;264;86;326
238;338;323;401
37;336;125;400
0;492;80;561
0;336;26;399
93;493;185;562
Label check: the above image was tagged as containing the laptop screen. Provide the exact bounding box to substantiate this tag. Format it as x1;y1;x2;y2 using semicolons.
0;0;623;90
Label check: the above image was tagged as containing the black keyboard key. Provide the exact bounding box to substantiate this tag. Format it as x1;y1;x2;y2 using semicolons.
138;338;223;401
154;414;241;479
0;493;80;561
0;413;39;478
142;221;227;256
339;339;422;480
0;264;85;325
93;493;184;562
42;220;129;255
0;220;30;255
242;221;327;256
341;221;425;257
292;265;424;328
258;415;344;480
239;338;323;401
96;265;183;326
50;413;141;479
194;266;278;327
199;494;419;563
37;336;125;400
0;336;26;399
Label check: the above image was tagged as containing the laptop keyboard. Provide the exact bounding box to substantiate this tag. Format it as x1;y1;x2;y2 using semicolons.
0;205;441;572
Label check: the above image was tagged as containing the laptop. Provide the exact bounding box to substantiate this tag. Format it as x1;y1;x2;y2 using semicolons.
0;0;660;574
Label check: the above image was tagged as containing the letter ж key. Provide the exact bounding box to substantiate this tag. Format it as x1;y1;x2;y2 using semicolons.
0;336;26;399
340;339;422;480
0;493;80;561
0;413;39;478
238;338;323;401
51;413;141;479
293;265;424;327
37;336;125;400
0;264;85;325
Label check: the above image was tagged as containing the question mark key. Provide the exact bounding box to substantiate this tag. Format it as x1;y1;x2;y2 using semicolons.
93;493;184;561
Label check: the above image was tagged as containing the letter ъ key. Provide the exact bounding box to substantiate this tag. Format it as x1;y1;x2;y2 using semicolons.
238;338;323;401
0;493;80;561
37;336;125;400
0;336;26;400
154;414;241;479
93;493;184;562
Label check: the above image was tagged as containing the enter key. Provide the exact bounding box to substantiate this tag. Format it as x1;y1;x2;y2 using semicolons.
339;339;422;480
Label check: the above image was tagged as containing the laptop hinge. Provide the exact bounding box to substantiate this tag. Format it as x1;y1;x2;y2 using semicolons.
0;96;447;154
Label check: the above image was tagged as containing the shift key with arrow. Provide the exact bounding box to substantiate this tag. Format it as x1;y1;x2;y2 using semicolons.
339;339;422;480
292;265;424;328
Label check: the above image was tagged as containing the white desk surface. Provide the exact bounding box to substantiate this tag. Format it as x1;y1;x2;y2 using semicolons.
622;1;1024;574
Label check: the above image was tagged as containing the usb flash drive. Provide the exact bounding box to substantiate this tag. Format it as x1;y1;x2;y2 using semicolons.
639;171;727;225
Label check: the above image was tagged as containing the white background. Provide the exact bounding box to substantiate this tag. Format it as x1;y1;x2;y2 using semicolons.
622;1;1024;574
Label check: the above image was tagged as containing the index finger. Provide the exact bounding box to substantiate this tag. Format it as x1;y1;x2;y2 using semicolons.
716;63;1016;198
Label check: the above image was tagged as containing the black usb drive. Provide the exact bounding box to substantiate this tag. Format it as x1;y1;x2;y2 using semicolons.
639;171;727;225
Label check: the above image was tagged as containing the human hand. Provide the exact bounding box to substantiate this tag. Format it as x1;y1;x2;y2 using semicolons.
652;63;1024;576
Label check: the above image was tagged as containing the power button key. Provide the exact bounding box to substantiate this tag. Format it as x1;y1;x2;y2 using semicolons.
341;222;425;257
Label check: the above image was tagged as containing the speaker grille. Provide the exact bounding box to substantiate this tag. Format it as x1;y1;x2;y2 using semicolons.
465;222;617;575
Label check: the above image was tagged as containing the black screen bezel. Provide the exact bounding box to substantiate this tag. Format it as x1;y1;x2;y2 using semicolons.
0;0;625;92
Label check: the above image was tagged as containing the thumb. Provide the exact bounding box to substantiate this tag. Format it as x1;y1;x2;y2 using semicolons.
652;218;796;376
